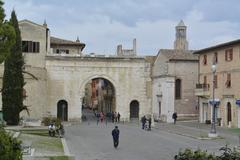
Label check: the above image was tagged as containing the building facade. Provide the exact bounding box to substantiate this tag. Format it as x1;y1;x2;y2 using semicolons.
194;40;240;128
0;19;152;122
152;20;199;122
0;19;201;124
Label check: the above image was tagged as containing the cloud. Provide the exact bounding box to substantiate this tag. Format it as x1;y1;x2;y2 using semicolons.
3;0;240;55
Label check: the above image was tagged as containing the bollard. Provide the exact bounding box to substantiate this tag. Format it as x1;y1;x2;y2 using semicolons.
239;135;240;146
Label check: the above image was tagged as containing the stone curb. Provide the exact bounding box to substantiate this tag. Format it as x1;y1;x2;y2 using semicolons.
166;130;223;140
61;138;75;159
13;131;21;138
136;122;221;140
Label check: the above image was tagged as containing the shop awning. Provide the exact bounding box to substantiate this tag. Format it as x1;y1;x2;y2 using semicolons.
236;99;240;105
209;99;220;105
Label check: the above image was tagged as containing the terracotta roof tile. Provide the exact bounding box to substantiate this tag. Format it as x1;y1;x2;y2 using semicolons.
158;49;198;61
50;36;85;47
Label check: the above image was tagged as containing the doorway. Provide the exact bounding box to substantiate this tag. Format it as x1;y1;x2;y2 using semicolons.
130;100;139;119
227;102;232;125
57;100;68;121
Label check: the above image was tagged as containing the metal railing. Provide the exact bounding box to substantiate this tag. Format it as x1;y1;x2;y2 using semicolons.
196;83;210;90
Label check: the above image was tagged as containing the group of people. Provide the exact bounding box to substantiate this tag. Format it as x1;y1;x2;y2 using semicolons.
110;112;121;123
95;111;105;123
95;111;121;124
112;112;178;149
141;115;152;131
48;122;65;137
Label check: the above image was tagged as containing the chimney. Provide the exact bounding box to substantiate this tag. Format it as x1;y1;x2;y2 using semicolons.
43;19;47;28
133;38;136;55
76;36;80;43
117;45;123;56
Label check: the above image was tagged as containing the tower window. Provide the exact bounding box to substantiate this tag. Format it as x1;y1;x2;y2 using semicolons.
175;79;181;99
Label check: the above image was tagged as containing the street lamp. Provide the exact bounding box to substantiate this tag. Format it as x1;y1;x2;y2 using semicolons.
208;63;218;137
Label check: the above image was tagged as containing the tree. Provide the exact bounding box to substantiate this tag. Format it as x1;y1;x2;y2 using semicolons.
0;0;15;63
2;10;25;125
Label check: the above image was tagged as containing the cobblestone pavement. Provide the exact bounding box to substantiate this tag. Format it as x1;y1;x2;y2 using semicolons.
65;121;237;160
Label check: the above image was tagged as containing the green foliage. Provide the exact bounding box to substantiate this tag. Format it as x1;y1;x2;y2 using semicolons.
0;0;15;63
174;146;240;160
42;116;62;127
0;127;22;160
174;148;216;160
49;156;70;160
218;145;240;160
2;10;25;125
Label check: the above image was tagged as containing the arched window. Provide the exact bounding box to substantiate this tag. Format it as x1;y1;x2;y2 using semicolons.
175;79;181;99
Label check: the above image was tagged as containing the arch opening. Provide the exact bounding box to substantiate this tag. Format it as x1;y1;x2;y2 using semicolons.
82;78;116;120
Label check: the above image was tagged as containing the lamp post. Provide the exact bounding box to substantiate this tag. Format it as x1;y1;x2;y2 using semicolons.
156;95;161;119
208;64;218;137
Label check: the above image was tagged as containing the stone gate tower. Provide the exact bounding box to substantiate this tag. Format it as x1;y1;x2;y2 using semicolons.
174;20;188;50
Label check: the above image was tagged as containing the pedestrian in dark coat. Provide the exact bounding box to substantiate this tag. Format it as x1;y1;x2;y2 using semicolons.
141;116;147;130
172;112;177;124
96;112;100;125
111;112;115;123
117;112;121;123
112;126;120;148
148;117;152;131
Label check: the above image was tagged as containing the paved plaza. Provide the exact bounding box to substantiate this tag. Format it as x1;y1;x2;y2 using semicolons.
64;120;239;160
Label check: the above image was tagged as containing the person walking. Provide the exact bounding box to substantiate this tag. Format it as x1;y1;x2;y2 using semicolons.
117;112;121;123
141;115;147;130
111;111;115;123
112;126;120;148
148;117;152;131
172;112;177;124
96;112;100;125
100;112;104;123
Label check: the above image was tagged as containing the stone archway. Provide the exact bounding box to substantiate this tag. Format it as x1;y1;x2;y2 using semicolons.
130;100;139;119
81;77;116;119
227;102;232;125
57;100;68;121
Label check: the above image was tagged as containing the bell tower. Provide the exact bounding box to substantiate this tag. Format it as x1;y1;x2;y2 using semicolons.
174;20;188;50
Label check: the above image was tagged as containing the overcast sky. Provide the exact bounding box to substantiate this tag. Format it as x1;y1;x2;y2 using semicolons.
3;0;240;55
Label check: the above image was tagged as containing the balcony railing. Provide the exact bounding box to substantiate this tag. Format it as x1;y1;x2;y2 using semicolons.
195;83;210;97
196;83;210;90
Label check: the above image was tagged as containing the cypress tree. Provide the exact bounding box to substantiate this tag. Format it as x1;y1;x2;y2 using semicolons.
2;10;24;125
0;0;15;62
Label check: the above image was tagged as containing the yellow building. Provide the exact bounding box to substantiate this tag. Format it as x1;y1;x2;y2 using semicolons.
194;39;240;128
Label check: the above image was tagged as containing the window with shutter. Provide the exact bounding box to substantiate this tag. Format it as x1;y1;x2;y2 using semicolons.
229;49;233;60
226;73;231;88
213;52;218;64
203;55;207;65
22;41;40;53
204;76;207;85
225;48;233;61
